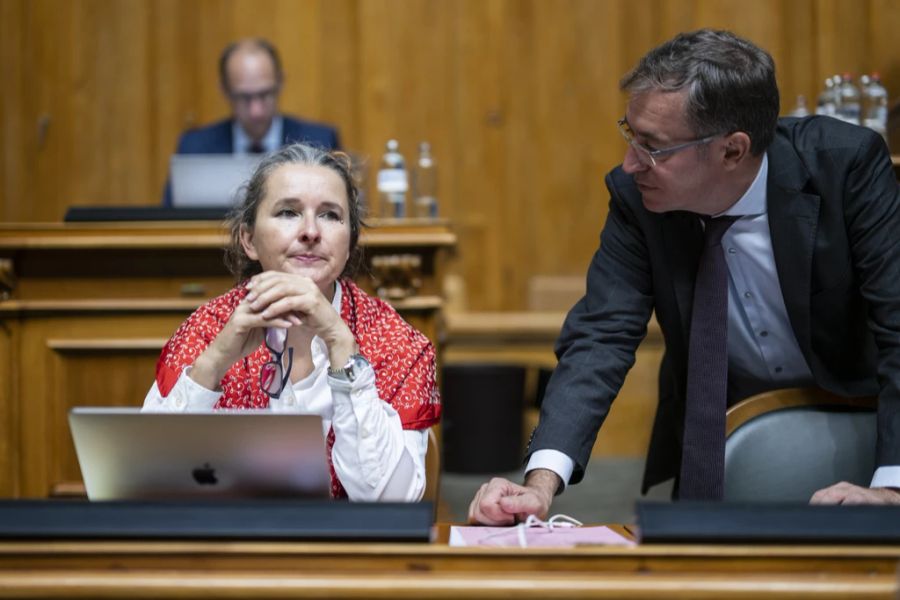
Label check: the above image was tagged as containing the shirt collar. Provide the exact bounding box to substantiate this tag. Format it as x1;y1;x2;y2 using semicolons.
232;115;283;154
718;153;768;218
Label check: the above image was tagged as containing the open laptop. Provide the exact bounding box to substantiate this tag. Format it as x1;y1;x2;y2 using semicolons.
68;407;330;500
169;154;262;208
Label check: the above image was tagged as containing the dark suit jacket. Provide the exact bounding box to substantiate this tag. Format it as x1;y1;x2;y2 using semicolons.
162;115;340;206
529;116;900;493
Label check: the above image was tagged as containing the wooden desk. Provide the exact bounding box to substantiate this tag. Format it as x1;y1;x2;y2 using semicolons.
0;530;898;598
0;220;455;499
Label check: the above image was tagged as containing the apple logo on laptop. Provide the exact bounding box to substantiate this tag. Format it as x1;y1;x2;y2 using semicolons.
192;463;218;485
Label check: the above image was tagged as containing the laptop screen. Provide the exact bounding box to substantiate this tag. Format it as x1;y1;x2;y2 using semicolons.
69;407;330;501
169;154;262;208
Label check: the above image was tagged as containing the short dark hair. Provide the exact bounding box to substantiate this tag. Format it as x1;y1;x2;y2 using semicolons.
224;143;365;282
218;38;284;94
620;29;779;155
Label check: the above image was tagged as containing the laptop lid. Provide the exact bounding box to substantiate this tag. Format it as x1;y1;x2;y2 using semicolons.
169;154;262;208
69;407;330;501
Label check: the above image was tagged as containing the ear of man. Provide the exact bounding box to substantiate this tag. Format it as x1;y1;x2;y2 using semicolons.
721;131;752;171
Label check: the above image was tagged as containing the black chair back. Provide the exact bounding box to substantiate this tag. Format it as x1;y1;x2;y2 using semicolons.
441;364;526;473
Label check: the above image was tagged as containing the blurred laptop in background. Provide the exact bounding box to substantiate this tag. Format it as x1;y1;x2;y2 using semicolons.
169;154;262;208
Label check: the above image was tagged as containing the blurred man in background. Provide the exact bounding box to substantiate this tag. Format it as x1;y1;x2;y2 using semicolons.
162;37;340;206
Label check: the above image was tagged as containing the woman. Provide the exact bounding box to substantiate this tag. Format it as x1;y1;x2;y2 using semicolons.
143;143;441;501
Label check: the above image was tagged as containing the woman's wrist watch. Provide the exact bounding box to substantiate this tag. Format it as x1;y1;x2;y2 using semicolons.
327;353;370;383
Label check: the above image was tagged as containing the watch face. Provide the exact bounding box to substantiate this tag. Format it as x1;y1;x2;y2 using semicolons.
345;354;370;382
329;354;369;382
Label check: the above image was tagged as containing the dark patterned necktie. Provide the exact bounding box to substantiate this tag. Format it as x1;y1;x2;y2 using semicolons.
249;143;265;154
679;215;738;500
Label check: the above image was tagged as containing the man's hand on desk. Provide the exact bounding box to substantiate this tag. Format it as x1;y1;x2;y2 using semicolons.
467;469;560;525
810;481;900;505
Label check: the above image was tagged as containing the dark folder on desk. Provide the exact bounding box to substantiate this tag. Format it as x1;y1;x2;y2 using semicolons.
636;501;900;544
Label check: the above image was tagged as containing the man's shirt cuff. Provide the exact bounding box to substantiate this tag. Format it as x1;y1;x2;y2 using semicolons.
525;449;574;492
871;466;900;489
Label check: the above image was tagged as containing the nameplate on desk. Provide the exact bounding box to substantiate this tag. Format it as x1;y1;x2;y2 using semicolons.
0;500;433;542
636;501;900;544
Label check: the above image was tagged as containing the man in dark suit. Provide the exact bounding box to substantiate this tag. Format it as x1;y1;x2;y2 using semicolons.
162;38;340;206
469;29;900;524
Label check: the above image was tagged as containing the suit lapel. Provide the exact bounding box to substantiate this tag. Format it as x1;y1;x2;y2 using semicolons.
766;139;820;360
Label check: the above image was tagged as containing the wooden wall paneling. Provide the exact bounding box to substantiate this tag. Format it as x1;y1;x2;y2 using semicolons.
497;0;537;309
0;317;20;496
195;0;235;124
528;1;624;293
275;0;340;127
357;0;403;216
451;0;507;311
282;0;326;119
775;0;817;116
356;0;456;220
78;1;154;210
868;0;900;104
17;313;189;497
48;340;165;491
814;0;872;91
656;0;695;38
149;0;201;204
18;317;53;497
400;0;457;229
297;0;360;149
0;0;24;223
22;0;66;223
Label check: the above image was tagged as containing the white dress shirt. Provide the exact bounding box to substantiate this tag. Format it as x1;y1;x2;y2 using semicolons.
232;115;283;154
142;283;428;502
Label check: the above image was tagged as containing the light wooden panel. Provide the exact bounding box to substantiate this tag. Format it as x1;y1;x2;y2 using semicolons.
0;319;19;497
48;342;165;490
2;0;899;311
16;315;182;497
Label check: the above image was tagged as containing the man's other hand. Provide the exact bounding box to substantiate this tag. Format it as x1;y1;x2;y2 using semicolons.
467;470;560;525
810;481;900;505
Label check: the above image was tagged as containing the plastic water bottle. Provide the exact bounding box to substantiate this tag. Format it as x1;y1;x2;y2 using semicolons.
790;95;810;117
836;73;861;125
815;77;836;116
412;142;438;218
376;140;408;218
862;72;889;140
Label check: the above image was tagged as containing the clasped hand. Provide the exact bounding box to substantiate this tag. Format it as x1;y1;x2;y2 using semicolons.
191;272;353;389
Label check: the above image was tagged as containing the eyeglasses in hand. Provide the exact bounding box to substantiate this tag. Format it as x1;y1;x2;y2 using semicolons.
260;336;294;398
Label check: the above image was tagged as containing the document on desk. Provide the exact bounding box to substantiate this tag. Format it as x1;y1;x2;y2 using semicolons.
449;521;635;548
